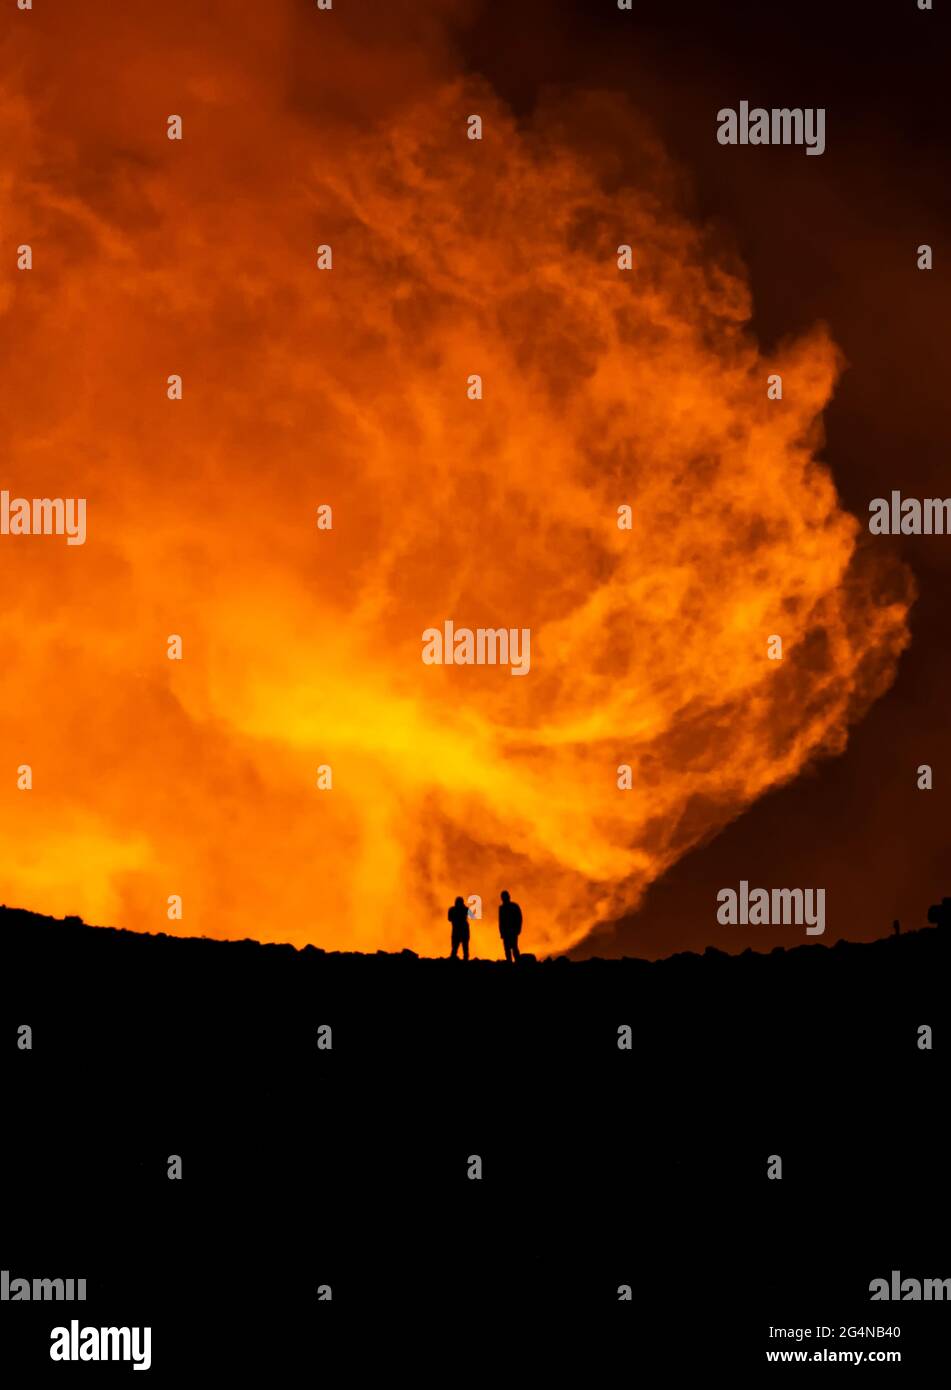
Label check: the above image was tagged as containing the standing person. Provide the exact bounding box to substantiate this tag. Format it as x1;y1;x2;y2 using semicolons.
498;890;522;962
448;896;471;961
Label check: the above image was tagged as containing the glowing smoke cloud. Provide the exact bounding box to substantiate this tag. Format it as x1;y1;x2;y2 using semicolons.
0;1;912;956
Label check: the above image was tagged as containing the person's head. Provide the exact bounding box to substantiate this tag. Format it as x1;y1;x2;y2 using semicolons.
454;896;465;907
500;890;510;903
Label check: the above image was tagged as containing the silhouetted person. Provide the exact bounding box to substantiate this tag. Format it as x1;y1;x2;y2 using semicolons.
498;890;522;962
448;896;470;961
927;897;951;930
892;919;901;937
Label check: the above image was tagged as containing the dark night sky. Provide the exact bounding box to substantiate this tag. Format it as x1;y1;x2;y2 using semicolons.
460;0;951;956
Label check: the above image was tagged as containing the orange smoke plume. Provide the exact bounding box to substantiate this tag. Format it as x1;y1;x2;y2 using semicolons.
0;1;912;957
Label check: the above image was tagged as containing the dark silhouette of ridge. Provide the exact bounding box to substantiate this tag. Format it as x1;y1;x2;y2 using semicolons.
3;900;949;1350
5;899;947;1103
2;899;947;975
3;899;947;1081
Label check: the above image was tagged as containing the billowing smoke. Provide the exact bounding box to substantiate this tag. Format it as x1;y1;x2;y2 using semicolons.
0;1;912;956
